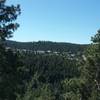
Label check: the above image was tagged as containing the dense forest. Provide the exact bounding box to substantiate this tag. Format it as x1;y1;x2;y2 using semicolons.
0;1;100;100
5;40;87;54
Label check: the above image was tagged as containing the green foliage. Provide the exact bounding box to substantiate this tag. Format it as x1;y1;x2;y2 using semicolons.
0;49;23;100
91;29;100;43
0;0;20;41
81;29;100;100
6;40;87;54
1;1;100;100
15;52;81;100
17;73;55;100
0;0;21;100
61;78;85;100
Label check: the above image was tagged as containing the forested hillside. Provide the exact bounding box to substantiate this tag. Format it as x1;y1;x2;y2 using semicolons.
0;1;100;100
5;40;88;53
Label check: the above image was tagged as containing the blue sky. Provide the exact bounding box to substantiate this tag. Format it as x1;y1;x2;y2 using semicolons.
7;0;100;44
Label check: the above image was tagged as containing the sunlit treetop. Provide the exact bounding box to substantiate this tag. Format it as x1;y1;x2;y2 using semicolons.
0;0;21;41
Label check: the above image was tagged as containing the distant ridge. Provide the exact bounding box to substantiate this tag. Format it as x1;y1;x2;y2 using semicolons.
5;40;88;53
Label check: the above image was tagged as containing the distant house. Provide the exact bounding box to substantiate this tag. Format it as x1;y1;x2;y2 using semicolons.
47;50;51;53
36;50;45;54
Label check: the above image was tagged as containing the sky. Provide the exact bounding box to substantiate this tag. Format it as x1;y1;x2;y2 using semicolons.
6;0;100;44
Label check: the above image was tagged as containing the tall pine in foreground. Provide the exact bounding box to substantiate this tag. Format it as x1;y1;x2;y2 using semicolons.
0;0;21;100
82;29;100;100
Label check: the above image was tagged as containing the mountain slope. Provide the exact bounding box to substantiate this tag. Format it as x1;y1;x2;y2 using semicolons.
5;40;88;53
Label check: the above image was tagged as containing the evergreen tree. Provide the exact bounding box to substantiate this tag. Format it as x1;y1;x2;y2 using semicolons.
0;0;20;41
82;29;100;100
0;0;21;100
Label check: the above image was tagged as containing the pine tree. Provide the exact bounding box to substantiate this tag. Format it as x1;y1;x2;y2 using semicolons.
0;0;20;42
82;29;100;100
0;0;21;100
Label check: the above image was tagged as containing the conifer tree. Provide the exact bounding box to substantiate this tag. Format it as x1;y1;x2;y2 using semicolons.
0;0;21;100
82;29;100;100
